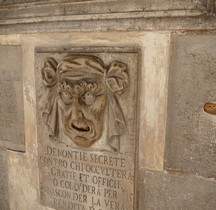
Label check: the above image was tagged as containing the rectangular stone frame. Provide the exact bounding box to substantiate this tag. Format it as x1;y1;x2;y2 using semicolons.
35;46;141;210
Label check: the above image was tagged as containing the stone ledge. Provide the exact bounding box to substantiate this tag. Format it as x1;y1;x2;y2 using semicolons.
0;15;216;34
0;0;208;19
0;0;215;34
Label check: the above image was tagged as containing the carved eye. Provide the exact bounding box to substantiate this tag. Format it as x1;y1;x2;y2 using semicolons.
82;91;95;105
61;91;73;104
80;81;87;88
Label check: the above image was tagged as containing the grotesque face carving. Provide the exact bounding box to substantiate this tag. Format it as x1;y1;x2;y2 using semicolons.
41;55;129;150
57;80;107;147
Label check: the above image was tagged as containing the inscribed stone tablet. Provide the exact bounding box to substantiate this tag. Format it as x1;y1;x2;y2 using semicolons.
0;149;9;210
0;46;25;151
165;35;216;178
36;48;139;210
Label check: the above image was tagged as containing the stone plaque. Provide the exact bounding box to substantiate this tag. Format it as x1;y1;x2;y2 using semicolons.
0;45;25;151
0;149;9;210
36;47;139;210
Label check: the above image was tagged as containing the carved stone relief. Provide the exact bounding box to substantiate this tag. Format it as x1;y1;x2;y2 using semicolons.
36;48;139;210
41;55;129;151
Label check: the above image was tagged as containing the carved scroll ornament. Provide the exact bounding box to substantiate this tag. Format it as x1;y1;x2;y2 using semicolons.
41;55;129;151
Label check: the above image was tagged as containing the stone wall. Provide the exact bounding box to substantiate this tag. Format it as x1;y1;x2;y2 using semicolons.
0;1;215;210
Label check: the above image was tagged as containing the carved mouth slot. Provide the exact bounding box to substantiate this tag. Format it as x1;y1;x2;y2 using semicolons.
72;124;90;132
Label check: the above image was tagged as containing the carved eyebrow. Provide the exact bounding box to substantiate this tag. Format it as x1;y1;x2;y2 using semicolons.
85;60;104;73
68;61;82;66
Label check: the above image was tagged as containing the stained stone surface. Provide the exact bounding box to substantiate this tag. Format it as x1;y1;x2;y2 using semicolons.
0;31;214;210
0;32;169;210
36;47;139;210
141;169;216;210
165;34;216;178
0;149;9;210
0;45;25;151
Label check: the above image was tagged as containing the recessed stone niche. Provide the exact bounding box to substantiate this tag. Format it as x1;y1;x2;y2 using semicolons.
36;47;140;210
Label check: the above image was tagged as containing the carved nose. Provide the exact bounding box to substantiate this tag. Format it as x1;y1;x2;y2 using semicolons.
71;99;84;121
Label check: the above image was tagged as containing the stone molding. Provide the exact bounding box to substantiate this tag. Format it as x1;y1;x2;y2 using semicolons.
0;0;215;34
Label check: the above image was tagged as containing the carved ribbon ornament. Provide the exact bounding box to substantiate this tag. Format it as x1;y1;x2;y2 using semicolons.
41;55;129;151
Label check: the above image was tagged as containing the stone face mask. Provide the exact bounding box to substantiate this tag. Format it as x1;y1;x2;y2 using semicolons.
41;55;129;150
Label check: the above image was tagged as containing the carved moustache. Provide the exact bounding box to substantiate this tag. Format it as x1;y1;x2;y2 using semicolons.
68;117;93;134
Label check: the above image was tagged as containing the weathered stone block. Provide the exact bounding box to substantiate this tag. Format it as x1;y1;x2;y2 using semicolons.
0;45;25;151
0;149;9;210
141;169;216;210
165;34;216;178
